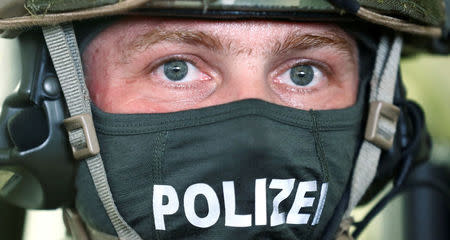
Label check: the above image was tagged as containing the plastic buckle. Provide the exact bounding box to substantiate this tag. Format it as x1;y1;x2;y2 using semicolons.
365;101;400;150
63;114;100;160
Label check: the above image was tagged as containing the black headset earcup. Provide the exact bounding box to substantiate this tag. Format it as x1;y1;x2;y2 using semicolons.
8;107;49;151
0;30;76;209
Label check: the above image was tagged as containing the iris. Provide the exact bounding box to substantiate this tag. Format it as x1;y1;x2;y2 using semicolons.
164;60;188;81
290;65;314;86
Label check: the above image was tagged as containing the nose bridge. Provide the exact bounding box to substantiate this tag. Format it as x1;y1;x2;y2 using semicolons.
224;61;272;102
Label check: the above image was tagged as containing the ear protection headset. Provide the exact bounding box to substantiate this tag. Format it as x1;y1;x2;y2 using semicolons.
0;30;75;209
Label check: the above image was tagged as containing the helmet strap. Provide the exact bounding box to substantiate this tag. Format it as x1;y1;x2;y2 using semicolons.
42;23;143;240
335;35;403;239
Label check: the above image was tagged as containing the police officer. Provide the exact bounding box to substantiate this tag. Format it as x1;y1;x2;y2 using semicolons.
0;1;449;239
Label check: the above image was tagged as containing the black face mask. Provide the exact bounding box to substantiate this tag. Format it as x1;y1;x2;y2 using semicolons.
75;90;365;240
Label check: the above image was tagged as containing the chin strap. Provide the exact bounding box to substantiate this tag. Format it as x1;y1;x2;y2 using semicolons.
337;35;403;239
43;23;143;240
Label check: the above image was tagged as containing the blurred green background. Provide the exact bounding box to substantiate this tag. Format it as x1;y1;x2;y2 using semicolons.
403;55;450;144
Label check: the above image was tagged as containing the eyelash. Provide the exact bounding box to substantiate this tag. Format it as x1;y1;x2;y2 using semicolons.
271;59;332;93
274;59;332;78
146;54;212;88
146;55;198;74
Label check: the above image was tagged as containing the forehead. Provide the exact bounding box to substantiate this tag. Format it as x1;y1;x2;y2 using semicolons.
104;17;349;35
89;17;356;55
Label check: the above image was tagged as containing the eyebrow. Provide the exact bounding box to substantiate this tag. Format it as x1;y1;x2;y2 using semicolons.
271;30;356;58
126;29;224;58
125;29;355;61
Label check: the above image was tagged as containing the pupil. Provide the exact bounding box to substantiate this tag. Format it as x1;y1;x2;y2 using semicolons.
164;60;188;81
290;65;314;86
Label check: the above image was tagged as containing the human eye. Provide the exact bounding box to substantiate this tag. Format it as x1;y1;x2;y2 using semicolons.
133;53;220;95
128;54;219;111
156;59;206;83
273;61;328;93
268;58;348;109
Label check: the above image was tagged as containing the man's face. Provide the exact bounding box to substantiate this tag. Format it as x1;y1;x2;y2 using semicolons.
83;17;359;113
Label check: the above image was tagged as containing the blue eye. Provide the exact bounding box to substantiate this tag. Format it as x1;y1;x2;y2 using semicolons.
278;64;323;88
290;65;314;86
164;60;188;81
157;59;203;83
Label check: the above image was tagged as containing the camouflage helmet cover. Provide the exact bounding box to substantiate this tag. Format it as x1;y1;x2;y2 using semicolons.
0;0;449;53
18;0;448;27
0;1;446;28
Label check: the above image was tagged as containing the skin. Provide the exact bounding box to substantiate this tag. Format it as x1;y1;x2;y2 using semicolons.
83;17;359;114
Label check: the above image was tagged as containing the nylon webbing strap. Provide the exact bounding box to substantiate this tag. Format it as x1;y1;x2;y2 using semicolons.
344;35;403;218
43;24;142;240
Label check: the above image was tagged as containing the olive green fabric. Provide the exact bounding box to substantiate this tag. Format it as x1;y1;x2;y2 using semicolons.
25;0;118;14
359;0;445;27
0;0;26;19
21;0;445;26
